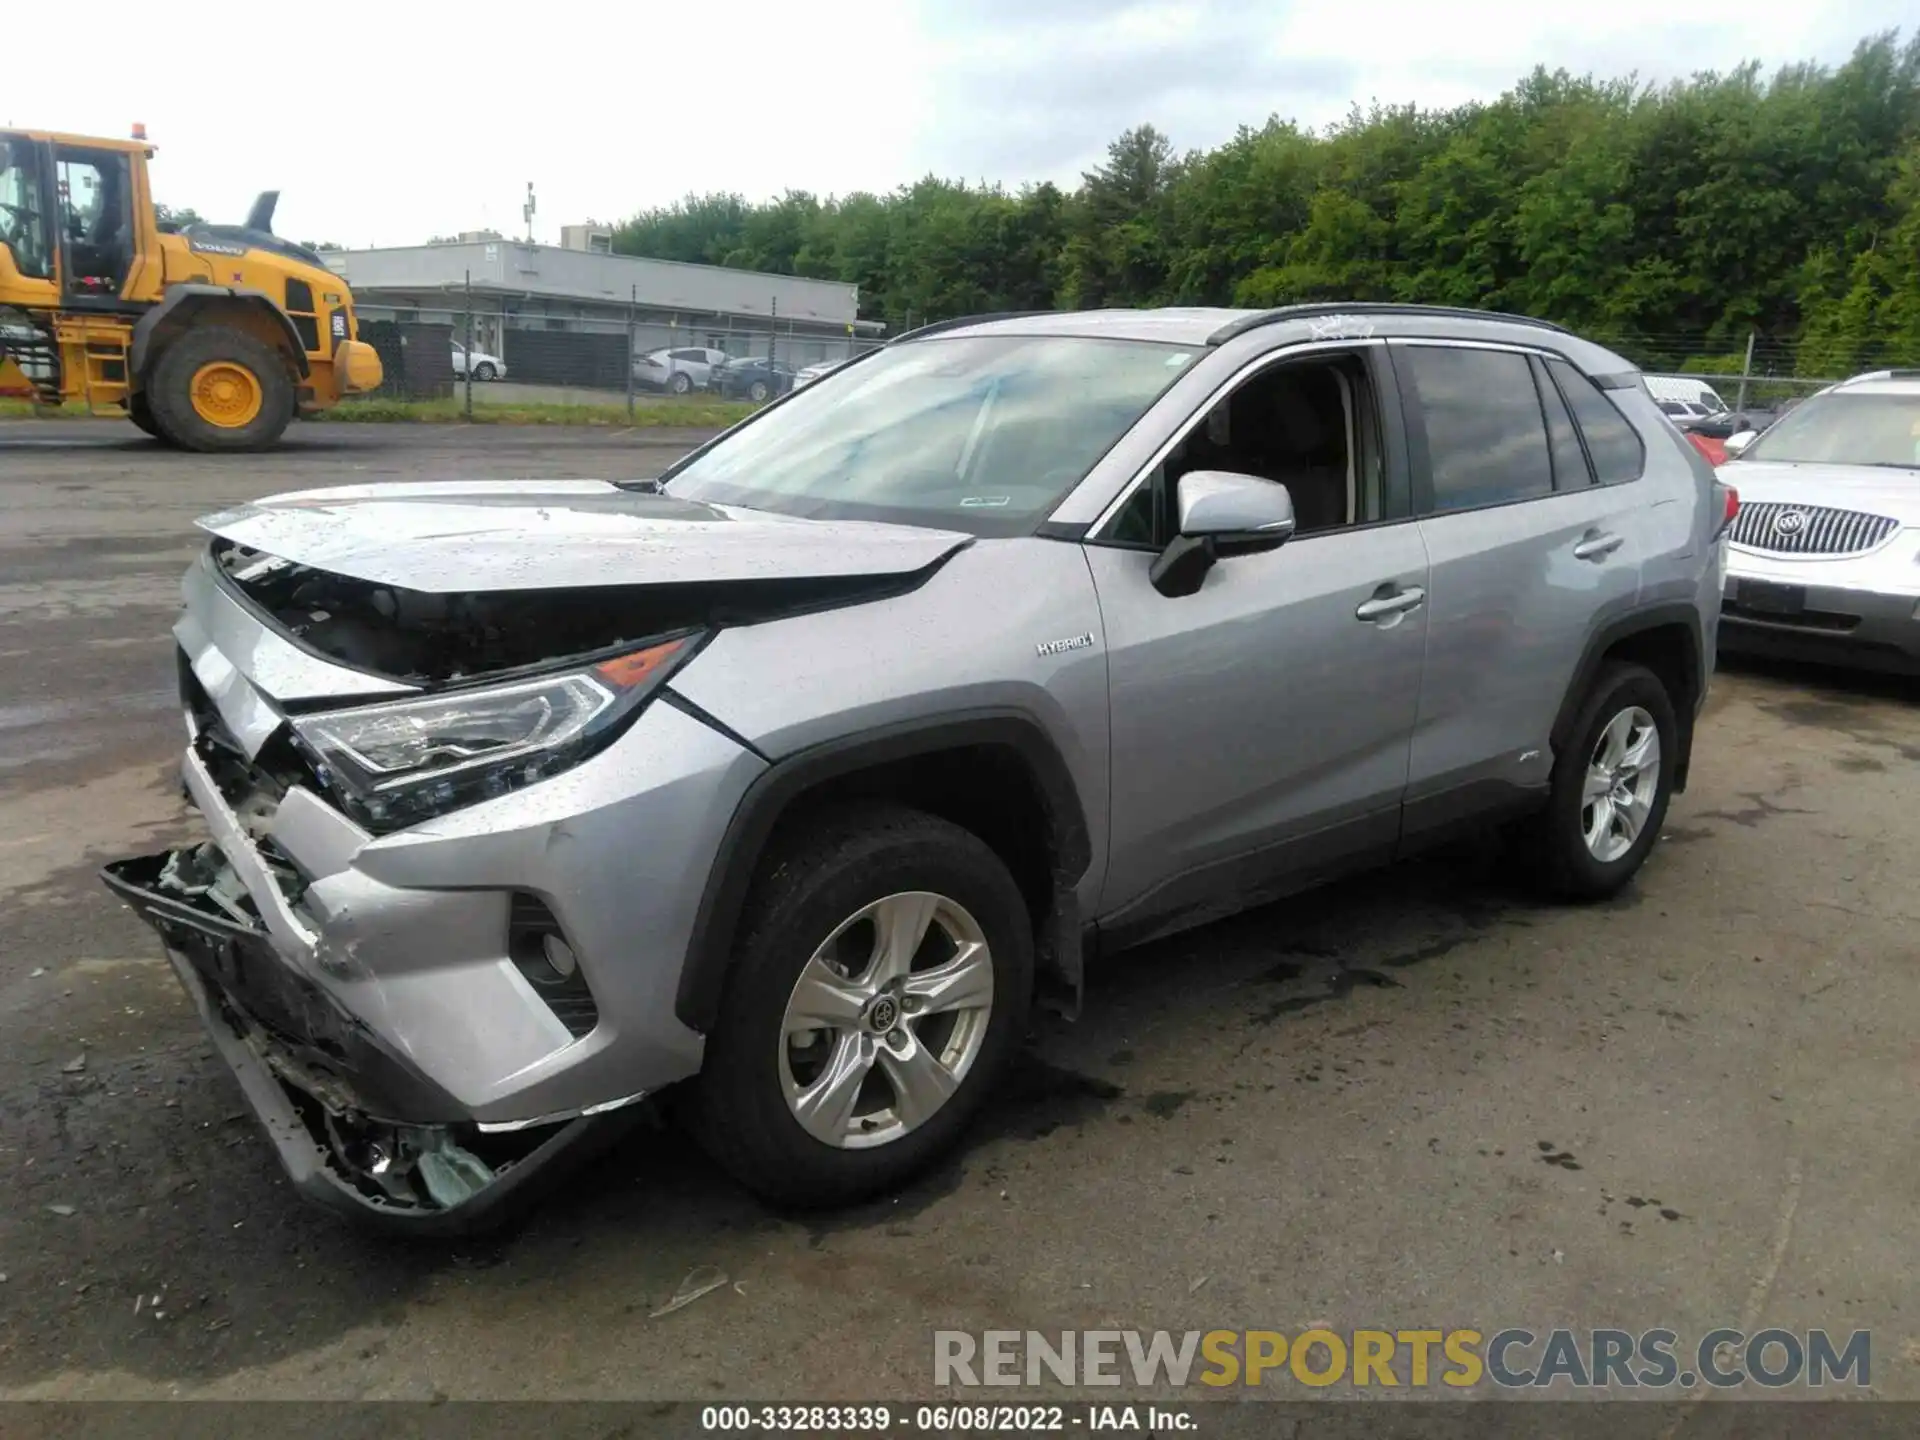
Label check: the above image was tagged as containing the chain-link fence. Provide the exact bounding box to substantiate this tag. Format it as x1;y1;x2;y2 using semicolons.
360;289;885;406
1590;328;1920;411
359;303;1920;416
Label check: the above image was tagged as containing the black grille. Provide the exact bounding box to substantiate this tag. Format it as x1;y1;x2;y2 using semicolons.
1730;502;1897;556
507;894;600;1039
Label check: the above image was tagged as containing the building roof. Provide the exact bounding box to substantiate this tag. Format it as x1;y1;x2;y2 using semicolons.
325;240;872;328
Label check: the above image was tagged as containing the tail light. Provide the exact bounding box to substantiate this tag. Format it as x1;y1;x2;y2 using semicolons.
1715;483;1739;538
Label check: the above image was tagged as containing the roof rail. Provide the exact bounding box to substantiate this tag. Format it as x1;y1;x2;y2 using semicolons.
1207;302;1572;346
888;311;1055;344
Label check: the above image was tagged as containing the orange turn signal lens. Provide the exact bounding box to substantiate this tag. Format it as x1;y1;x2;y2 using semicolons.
594;638;687;691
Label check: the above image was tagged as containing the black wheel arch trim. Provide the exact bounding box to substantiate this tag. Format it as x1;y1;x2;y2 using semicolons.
675;709;1093;1034
130;284;312;380
1551;602;1705;791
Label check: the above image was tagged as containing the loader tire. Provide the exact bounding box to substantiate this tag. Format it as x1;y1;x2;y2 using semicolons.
147;327;295;453
126;393;170;442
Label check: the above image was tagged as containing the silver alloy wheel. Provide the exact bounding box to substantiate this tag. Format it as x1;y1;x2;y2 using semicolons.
779;890;995;1150
1582;705;1661;863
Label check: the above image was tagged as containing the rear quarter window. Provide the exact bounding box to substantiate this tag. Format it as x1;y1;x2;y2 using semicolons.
1548;358;1645;484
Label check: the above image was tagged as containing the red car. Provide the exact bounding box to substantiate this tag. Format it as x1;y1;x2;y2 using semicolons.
1684;431;1728;466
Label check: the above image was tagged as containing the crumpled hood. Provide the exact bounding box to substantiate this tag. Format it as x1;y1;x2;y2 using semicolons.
196;480;972;593
1718;460;1920;525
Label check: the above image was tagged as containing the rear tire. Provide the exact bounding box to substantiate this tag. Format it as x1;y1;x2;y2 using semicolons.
694;803;1034;1208
748;379;771;403
1522;662;1678;901
146;327;294;453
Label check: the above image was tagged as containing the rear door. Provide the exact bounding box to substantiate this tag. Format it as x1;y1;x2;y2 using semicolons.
1393;341;1648;845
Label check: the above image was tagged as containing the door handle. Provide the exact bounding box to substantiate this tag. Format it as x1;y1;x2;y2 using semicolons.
1572;530;1624;561
1355;585;1426;622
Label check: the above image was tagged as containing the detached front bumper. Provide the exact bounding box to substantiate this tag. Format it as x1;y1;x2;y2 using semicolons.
102;848;629;1235
1720;570;1920;675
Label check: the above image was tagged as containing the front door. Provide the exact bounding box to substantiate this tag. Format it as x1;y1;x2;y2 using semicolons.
0;135;58;307
1085;345;1429;943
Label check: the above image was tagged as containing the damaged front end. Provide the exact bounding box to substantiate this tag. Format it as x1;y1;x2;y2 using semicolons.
102;846;628;1233
100;482;959;1232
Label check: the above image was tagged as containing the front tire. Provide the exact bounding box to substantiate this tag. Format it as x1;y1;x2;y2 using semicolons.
695;803;1034;1208
126;392;169;442
146;327;294;453
473;361;497;381
1524;661;1678;901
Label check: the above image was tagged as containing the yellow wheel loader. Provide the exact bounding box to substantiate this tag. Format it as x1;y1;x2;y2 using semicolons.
0;127;381;451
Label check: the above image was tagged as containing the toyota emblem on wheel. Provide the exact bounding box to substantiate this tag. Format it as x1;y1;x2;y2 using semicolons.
1773;509;1809;536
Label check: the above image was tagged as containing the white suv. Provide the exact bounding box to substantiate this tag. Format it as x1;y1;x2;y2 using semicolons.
635;346;728;394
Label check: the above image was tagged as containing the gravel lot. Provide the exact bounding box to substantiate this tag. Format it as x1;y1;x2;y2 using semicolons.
2;418;1916;1402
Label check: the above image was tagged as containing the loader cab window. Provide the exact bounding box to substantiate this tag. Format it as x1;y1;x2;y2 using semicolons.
54;147;134;297
0;138;53;280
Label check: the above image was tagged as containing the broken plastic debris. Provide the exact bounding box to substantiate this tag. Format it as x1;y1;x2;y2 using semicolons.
1189;1276;1210;1294
29;968;45;978
415;1136;496;1209
46;1204;75;1217
650;1266;729;1318
61;1054;87;1075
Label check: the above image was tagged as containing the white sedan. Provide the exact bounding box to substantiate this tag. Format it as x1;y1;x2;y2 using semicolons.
451;342;506;381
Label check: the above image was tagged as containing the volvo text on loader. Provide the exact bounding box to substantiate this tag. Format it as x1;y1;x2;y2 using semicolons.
0;127;381;451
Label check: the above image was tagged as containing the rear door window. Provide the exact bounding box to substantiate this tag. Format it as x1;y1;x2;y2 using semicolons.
1398;345;1553;514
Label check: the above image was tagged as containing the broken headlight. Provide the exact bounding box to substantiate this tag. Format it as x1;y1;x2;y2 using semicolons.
289;635;697;832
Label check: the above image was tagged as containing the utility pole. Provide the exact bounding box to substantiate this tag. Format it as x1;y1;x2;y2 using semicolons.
1735;330;1756;414
464;270;474;421
626;284;637;423
523;182;536;245
769;296;778;368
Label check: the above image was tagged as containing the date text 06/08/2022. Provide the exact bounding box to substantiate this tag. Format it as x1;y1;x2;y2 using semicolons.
699;1403;1194;1431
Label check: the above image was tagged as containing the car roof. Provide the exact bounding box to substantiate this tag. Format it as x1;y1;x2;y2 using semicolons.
1828;370;1920;397
898;304;1636;379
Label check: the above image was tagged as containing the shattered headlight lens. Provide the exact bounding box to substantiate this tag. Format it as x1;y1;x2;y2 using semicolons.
290;635;697;832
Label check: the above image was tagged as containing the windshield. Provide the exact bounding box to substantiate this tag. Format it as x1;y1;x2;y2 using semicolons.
661;335;1194;535
1744;391;1920;470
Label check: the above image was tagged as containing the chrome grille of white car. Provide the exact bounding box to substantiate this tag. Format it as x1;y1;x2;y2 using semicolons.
1729;502;1897;556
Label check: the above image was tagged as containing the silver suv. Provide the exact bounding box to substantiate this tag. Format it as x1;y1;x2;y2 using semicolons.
102;304;1729;1232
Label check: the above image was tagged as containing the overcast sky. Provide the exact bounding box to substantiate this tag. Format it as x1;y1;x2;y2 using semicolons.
7;1;1911;249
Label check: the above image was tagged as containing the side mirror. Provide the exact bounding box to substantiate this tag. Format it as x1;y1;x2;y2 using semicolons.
1723;431;1758;458
1149;471;1297;598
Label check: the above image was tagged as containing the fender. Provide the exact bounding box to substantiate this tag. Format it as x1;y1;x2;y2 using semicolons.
1550;601;1706;792
130;285;311;379
674;709;1093;1034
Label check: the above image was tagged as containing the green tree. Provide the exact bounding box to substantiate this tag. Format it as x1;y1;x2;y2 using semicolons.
602;28;1920;368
